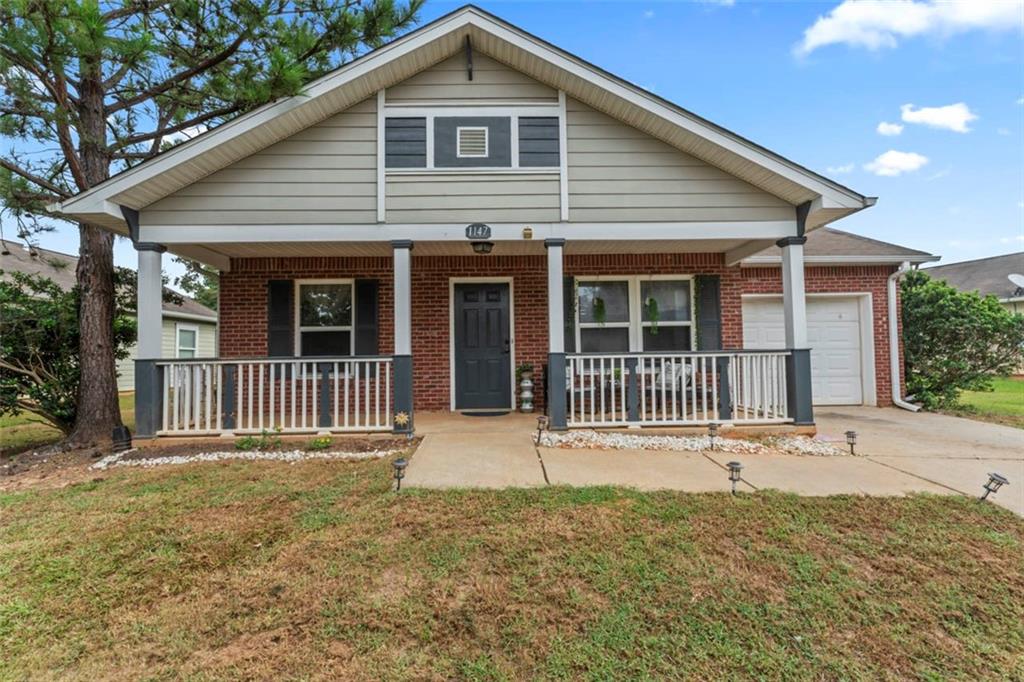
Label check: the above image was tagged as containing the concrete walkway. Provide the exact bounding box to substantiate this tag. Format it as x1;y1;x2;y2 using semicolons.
405;409;1023;514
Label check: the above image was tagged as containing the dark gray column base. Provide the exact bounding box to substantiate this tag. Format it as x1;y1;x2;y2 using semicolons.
393;355;414;434
547;352;567;430
786;349;815;425
134;359;163;438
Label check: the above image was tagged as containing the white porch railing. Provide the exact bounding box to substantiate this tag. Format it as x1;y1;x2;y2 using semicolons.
155;357;393;436
566;351;790;428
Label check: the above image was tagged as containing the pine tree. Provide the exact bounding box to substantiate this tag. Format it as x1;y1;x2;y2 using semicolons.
0;0;422;447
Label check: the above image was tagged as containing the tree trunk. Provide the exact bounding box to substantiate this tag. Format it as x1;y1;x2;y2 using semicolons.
66;222;123;447
66;65;123;448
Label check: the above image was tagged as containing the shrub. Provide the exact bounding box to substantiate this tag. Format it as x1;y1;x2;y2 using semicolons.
234;427;283;451
306;436;332;451
901;270;1024;409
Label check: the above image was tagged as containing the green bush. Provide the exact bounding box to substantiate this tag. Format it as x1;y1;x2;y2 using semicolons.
234;428;283;452
901;270;1024;409
306;436;332;451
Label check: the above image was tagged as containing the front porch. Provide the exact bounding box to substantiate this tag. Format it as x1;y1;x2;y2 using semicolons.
133;236;816;438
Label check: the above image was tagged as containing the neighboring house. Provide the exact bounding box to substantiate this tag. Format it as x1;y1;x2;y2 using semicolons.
51;6;934;438
924;252;1024;316
0;241;217;391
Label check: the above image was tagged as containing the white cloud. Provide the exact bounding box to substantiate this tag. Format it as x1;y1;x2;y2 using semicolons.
699;0;736;6
999;235;1024;244
795;0;1023;56
998;127;1011;136
827;162;855;174
900;102;978;132
876;121;904;136
926;166;951;180
1017;96;1024;105
643;9;655;19
162;124;209;145
864;150;929;176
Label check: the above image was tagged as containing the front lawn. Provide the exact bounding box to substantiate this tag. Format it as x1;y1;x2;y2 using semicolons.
0;393;135;456
955;376;1024;428
2;457;1021;680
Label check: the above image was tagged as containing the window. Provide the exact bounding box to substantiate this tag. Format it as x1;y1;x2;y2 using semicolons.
296;280;354;356
176;324;199;358
456;126;488;158
575;276;693;352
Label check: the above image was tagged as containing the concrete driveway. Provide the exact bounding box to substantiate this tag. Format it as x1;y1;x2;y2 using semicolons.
405;409;1023;515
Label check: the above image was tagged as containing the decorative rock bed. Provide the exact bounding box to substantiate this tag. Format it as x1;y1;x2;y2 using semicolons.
538;430;849;457
91;447;404;470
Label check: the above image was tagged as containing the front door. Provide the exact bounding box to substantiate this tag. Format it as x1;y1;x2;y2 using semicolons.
453;282;511;410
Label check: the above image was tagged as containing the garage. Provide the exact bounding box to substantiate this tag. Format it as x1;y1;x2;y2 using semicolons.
742;295;872;405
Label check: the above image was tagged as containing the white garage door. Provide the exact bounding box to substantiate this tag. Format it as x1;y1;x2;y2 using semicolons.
742;297;864;405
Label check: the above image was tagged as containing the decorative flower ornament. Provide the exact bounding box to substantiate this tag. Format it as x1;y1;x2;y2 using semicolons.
394;411;410;428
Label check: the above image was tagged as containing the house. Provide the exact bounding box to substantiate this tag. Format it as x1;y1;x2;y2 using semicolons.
0;241;217;390
924;252;1024;316
50;6;934;438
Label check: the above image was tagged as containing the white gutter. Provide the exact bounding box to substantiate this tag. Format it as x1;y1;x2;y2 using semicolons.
888;261;920;412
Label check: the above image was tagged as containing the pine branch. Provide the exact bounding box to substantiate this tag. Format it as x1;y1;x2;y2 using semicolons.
0;157;70;198
113;104;239;150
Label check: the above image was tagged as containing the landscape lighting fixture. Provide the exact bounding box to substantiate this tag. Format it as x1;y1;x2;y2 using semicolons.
471;241;494;254
845;430;857;455
392;458;408;491
979;473;1009;502
708;422;719;450
726;461;743;495
536;415;549;445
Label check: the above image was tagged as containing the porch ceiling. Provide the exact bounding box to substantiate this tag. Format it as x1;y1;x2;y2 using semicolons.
189;238;756;261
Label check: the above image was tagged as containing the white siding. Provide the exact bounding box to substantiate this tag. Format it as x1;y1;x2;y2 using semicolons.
566;98;793;222
386;52;557;103
385;173;560;223
141;99;377;226
117;317;218;391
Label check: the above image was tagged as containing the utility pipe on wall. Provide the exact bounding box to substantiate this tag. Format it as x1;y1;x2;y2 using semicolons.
888;261;920;412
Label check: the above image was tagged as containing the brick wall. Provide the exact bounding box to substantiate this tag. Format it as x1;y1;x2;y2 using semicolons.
220;254;902;411
739;264;903;406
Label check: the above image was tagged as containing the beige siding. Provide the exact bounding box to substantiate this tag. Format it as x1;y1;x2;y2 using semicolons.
386;53;556;103
385;173;560;223
117;317;218;391
566;98;793;222
141;99;377;226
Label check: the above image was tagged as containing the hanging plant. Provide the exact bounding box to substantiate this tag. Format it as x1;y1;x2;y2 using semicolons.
646;296;660;334
593;296;607;326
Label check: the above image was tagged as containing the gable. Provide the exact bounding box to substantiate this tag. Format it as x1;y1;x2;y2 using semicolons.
386;52;556;103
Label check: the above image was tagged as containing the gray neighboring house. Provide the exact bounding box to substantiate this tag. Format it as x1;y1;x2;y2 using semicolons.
925;252;1024;315
0;241;217;390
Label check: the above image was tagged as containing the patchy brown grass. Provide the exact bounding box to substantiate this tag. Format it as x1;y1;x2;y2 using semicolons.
1;454;1022;681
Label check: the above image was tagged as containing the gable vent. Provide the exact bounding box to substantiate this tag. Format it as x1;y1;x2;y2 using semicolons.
456;126;488;158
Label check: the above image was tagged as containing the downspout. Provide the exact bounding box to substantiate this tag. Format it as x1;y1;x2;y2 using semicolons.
888;261;920;412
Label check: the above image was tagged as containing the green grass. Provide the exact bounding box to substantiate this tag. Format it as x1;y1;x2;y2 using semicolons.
0;393;135;456
956;376;1024;428
1;457;1022;680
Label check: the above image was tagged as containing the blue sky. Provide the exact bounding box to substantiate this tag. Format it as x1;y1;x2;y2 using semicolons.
12;0;1024;282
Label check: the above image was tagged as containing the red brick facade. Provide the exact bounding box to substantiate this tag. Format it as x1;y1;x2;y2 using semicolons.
219;253;903;411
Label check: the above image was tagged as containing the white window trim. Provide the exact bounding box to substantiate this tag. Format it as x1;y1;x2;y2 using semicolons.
456;125;489;158
175;322;200;358
294;278;356;357
574;274;696;353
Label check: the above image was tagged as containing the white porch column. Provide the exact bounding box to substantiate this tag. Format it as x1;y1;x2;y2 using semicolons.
545;238;567;429
777;235;814;425
136;244;165;359
779;236;808;348
391;240;414;433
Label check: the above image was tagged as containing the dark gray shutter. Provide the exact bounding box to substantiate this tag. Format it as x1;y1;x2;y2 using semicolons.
354;279;379;356
385;117;426;168
696;275;722;350
267;279;294;357
519;117;559;167
563;276;576;353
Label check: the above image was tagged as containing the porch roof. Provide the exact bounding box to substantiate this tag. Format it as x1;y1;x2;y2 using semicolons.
50;6;873;236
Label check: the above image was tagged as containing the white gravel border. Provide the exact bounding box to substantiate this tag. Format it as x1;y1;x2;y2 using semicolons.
538;430;848;457
92;447;403;470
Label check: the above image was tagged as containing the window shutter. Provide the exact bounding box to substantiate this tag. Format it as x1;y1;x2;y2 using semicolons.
563;276;576;353
696;275;722;350
267;279;294;357
354;279;379;356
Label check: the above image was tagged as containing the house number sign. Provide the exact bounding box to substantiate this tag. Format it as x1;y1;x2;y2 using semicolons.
465;223;491;239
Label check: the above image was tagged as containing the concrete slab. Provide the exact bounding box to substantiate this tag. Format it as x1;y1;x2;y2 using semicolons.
404;432;545;489
415;411;539;435
704;452;951;498
816;407;1023;461
540;448;747;492
870;455;1024;515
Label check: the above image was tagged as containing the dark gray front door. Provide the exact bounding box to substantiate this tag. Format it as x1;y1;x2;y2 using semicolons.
454;282;511;409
